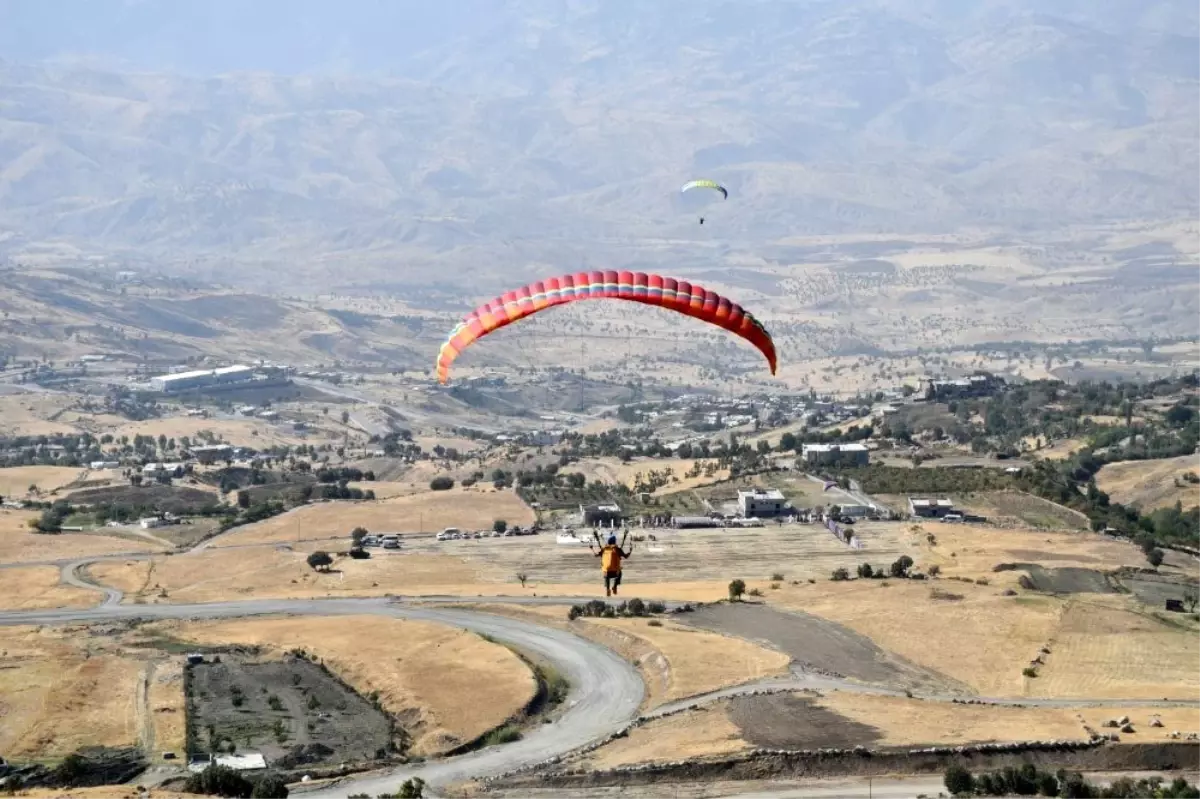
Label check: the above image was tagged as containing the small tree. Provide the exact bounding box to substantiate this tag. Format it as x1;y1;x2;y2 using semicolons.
831;567;850;581
493;519;508;534
928;564;941;577
889;555;914;578
516;572;528;588
237;490;251;509
943;764;975;797
856;563;873;579
250;773;289;798
350;526;369;546
1147;548;1164;568
1184;586;1199;613
430;476;454;491
306;551;334;572
397;776;426;799
728;579;746;602
184;763;254;798
340;410;350;425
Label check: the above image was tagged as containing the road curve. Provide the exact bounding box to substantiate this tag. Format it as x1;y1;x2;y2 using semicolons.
0;596;643;799
60;559;124;607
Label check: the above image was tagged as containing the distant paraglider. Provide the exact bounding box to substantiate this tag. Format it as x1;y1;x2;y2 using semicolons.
435;270;777;385
681;179;728;225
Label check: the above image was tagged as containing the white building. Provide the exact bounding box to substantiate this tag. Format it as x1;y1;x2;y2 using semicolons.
149;365;255;393
801;442;870;467
89;460;120;470
737;488;792;518
909;498;956;518
139;517;163;529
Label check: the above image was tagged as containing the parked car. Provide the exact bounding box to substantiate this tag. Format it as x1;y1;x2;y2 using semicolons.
382;535;400;549
363;535;381;547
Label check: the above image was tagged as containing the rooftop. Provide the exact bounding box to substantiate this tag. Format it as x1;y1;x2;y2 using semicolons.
802;443;869;453
738;488;786;501
910;498;955;507
154;364;254;382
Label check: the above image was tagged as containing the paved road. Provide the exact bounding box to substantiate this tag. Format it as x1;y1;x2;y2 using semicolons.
0;596;643;799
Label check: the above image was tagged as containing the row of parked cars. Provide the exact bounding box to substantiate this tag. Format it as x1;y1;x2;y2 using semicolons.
435;525;541;542
361;534;401;549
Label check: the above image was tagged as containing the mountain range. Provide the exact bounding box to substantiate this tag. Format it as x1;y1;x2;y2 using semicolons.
0;0;1196;296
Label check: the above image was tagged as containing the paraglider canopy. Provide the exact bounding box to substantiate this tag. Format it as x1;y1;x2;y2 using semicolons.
680;179;728;199
435;270;778;385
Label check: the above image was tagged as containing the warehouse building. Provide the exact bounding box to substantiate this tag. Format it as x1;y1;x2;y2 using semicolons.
150;365;255;393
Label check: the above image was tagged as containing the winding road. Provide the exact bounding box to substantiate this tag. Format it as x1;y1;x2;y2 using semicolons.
3;543;1197;799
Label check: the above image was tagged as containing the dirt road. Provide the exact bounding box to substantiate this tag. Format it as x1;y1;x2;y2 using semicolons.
0;596;644;798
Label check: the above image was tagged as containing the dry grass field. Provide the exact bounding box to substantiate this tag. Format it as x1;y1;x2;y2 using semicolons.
146;659;186;757
0;465;85;497
589;617;791;704
167;615;536;755
0;626;143;760
90;548;488;604
0;565;98;610
905;522;1143;582
580;705;748;769
109;416;313;448
772;581;1064;697
1027;599;1200;701
0;395;79;437
816;693;1089;745
572;457;732;493
1095;455;1200;511
0;508;167;564
206;486;536;547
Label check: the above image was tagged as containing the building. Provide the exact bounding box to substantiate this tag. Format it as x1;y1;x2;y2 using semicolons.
801;443;870;467
737;488;792;518
89;460;120;470
190;444;234;464
581;503;624;527
836;504;874;519
925;373;1004;401
671;516;722;529
149;364;255;393
909;497;956;518
139;517;164;529
187;753;266;773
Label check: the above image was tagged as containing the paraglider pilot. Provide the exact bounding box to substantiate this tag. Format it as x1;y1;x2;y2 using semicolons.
591;531;632;596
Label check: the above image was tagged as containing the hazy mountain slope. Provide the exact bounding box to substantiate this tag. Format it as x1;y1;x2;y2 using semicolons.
0;0;1195;294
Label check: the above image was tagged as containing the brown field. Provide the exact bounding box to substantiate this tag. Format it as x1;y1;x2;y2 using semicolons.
206;486;536;547
1030;438;1088;461
0;565;98;610
0;465;85;497
88;547;731;605
0;626;143;760
146;659;186;757
345;480;425;499
580;704;747;769
572;457;732;493
816;692;1089;745
110;417;310;448
0;395;79;437
0;508;167;564
1095;455;1200;511
953;492;1090;531
589;617;791;704
904;522;1144;582
168;615;536;755
772;580;1064;697
1027;599;1200;700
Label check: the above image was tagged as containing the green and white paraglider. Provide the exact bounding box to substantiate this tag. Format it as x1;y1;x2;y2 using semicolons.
680;179;728;224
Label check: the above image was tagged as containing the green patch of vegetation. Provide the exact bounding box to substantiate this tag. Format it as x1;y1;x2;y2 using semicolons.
482;725;523;747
